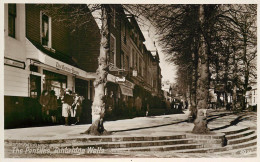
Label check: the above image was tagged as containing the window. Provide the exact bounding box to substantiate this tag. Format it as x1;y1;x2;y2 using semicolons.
43;70;67;97
122;22;126;44
126;55;129;71
41;14;49;46
111;7;116;27
121;52;124;69
110;34;116;66
8;4;16;38
131;48;135;68
138;57;142;75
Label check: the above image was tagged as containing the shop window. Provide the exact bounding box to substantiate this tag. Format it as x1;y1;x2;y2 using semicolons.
90;80;94;101
30;75;41;99
43;70;67;98
110;34;116;66
41;13;51;47
8;4;16;38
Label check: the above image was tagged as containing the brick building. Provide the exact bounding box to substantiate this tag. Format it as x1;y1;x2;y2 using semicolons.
4;4;164;128
4;4;100;128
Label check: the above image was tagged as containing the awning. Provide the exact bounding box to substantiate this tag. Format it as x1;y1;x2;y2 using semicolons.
120;85;133;97
26;38;96;80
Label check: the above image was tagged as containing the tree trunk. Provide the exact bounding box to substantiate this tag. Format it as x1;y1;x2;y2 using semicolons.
82;5;110;135
192;5;210;134
189;49;198;122
232;84;237;111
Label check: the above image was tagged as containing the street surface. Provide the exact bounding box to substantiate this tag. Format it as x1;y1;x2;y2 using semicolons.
4;109;257;158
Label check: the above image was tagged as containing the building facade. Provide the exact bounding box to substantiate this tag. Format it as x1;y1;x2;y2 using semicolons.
4;4;164;128
4;4;100;128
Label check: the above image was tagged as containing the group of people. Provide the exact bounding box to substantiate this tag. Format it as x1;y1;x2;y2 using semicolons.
61;88;84;126
39;88;84;126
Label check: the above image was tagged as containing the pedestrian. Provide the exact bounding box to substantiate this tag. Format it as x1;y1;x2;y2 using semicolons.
48;90;58;124
39;90;50;123
166;99;171;109
185;100;188;109
62;89;74;126
107;91;114;113
73;94;84;125
146;103;149;117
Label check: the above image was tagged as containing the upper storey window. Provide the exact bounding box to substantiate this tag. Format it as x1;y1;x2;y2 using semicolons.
8;4;16;38
41;13;51;48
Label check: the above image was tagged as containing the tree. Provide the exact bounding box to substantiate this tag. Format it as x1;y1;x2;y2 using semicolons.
82;5;110;135
39;4;111;135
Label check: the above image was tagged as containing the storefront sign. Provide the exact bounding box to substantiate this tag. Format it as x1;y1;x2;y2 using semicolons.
107;74;116;83
56;62;79;75
26;38;96;79
120;85;133;97
132;70;137;77
115;76;126;83
119;80;135;89
4;57;25;69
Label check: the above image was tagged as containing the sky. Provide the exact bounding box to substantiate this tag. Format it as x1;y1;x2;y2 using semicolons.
138;20;177;83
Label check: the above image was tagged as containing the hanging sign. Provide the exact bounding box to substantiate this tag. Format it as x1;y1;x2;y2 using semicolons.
4;57;25;69
132;70;137;77
115;76;126;83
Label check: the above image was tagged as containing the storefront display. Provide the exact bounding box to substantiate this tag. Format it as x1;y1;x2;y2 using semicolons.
43;70;67;98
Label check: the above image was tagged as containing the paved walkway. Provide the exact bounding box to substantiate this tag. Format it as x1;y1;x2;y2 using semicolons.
4;109;257;158
5;109;252;141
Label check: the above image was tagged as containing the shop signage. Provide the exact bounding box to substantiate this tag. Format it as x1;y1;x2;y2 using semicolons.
115;76;126;83
4;57;25;69
120;85;133;97
107;74;116;82
132;70;137;77
119;80;135;89
56;62;79;75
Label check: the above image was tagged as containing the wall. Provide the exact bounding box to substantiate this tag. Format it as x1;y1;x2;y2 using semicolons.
4;4;29;97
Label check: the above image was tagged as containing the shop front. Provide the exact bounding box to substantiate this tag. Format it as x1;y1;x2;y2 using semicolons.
105;74;135;119
25;39;96;125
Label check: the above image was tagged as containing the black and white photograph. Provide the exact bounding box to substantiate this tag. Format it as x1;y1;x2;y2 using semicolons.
1;0;258;160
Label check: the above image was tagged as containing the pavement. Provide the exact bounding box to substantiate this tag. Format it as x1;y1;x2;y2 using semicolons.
4;108;258;158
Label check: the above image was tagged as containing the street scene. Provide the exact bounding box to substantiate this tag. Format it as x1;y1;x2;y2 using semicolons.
3;3;257;159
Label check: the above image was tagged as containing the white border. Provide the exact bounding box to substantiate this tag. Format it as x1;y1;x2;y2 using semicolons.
1;1;259;162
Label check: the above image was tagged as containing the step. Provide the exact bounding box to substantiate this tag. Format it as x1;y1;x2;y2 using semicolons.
221;127;249;135
111;143;202;152
5;134;186;144
227;133;257;145
214;146;257;156
225;130;255;140
170;139;257;154
57;139;194;149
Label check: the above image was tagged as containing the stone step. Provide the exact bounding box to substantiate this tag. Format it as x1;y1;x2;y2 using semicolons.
214;146;256;156
111;143;202;152
5;134;186;144
170;139;257;154
225;130;255;140
227;133;257;145
221;127;249;135
57;138;195;149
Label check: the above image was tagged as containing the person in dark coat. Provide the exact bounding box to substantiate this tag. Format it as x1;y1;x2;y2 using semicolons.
39;90;50;123
48;90;58;124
